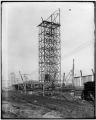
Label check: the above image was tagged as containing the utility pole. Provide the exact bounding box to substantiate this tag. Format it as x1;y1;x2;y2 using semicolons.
80;70;82;86
73;59;74;76
72;59;75;86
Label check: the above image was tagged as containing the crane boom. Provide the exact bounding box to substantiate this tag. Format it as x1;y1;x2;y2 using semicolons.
19;71;26;91
19;71;24;82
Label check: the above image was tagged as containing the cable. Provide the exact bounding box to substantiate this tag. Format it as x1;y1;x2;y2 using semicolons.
62;40;93;59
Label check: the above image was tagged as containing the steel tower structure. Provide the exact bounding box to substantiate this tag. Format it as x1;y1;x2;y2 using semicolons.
38;9;61;85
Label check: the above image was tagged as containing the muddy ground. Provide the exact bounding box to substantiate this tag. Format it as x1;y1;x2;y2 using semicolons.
2;90;94;118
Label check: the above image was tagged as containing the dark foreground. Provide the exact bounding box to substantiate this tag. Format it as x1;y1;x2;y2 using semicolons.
2;90;94;118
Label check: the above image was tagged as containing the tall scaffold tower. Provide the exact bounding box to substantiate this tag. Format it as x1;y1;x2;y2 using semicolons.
38;9;61;85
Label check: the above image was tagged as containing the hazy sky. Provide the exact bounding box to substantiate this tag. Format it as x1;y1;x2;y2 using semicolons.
2;2;94;86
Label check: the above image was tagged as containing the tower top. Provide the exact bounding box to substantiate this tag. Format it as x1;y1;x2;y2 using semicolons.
38;9;60;27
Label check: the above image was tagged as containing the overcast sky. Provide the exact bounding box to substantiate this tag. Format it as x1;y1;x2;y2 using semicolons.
2;2;94;87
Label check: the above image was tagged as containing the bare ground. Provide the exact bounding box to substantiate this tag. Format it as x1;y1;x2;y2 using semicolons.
2;90;94;118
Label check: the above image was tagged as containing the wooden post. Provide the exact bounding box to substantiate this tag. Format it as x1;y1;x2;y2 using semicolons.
17;79;19;91
31;82;32;89
25;83;26;94
80;70;82;86
24;84;26;94
63;73;65;86
43;82;44;96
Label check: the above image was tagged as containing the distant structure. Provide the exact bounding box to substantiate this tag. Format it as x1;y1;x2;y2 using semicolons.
38;9;61;85
10;72;16;85
63;59;94;87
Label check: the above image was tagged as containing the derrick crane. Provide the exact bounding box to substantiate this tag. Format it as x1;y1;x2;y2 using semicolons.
19;71;26;92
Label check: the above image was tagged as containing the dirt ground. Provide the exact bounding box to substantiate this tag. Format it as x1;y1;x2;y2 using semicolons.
2;90;95;118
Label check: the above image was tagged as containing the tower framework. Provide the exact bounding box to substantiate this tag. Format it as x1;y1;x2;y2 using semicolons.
38;9;61;85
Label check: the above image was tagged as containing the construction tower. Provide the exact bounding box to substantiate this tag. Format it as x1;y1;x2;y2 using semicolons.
38;9;61;85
